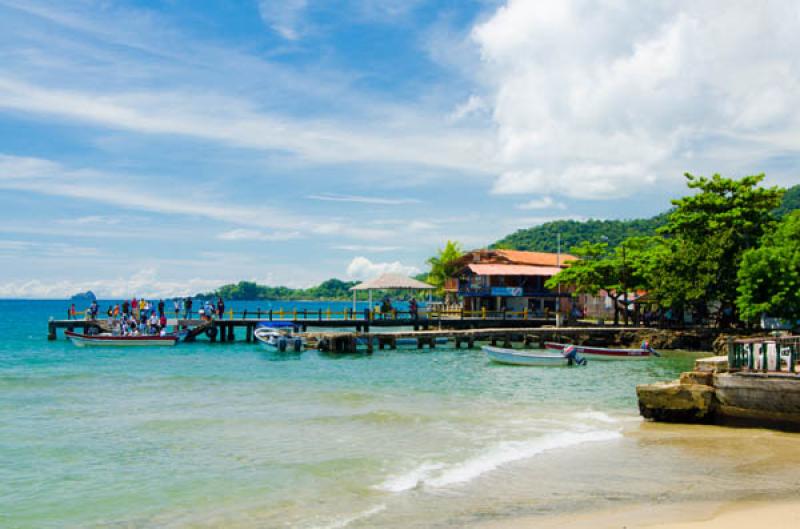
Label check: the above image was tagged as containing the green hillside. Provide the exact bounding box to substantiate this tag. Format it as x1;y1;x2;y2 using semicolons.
493;184;799;252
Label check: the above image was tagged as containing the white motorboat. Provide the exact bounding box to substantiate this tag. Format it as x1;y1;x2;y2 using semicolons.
545;341;657;360
483;345;586;367
254;325;305;352
65;330;178;347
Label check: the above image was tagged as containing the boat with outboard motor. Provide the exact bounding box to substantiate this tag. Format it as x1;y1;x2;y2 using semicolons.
254;322;305;352
65;330;178;347
483;345;587;367
544;341;658;360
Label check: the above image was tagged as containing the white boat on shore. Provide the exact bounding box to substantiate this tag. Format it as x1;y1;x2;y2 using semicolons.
544;341;656;360
254;324;305;352
483;345;586;367
65;330;178;347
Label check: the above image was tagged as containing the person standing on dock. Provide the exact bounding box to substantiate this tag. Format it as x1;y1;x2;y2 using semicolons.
409;297;418;320
173;298;181;319
184;297;193;319
217;297;225;320
157;299;165;318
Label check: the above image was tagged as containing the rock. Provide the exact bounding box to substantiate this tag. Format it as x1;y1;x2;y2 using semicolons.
636;381;716;423
70;290;96;302
694;356;729;373
680;371;714;385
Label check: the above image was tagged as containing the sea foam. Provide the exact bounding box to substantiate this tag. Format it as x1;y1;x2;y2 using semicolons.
378;429;621;492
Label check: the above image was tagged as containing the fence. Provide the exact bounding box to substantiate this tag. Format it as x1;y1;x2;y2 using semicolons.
728;336;799;374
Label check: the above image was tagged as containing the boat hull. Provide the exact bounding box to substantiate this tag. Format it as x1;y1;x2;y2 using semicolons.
483;346;573;367
545;342;651;360
65;331;177;347
254;329;305;352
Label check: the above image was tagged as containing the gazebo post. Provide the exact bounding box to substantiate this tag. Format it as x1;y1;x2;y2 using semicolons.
352;289;356;314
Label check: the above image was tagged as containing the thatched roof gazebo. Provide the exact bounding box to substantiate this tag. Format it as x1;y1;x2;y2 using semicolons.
349;273;434;311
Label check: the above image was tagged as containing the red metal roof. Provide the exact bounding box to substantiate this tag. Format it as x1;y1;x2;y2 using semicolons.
467;263;563;277
495;249;576;266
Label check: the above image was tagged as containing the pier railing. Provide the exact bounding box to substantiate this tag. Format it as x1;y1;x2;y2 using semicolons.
728;336;799;374
62;305;575;324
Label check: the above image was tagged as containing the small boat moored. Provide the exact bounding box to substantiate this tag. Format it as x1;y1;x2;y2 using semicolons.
544;341;658;360
65;330;178;347
483;345;586;367
254;322;305;352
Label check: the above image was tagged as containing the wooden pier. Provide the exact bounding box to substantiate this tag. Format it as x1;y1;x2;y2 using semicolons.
47;314;564;342
47;311;659;352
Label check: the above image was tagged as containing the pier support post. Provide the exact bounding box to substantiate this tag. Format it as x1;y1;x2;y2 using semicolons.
48;320;56;341
227;324;235;342
467;336;474;349
246;324;253;343
503;334;511;348
366;336;374;355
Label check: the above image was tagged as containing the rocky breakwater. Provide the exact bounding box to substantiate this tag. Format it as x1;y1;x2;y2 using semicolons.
637;355;800;430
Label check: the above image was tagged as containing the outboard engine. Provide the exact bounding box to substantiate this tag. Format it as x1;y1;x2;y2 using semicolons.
277;336;288;352
293;337;303;352
562;345;587;366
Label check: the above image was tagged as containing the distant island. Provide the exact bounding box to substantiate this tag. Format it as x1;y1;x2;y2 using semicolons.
197;279;359;301
70;290;96;302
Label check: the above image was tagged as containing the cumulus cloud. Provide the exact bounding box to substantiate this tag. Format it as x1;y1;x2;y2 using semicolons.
473;0;800;199
516;196;565;210
0;268;224;299
345;256;420;280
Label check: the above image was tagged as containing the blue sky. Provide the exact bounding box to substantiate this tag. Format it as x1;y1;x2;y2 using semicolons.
0;0;798;298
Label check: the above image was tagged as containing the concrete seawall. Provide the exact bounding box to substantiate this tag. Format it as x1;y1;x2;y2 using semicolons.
638;355;800;430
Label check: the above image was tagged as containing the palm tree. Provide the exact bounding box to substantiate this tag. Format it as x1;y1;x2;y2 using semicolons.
426;241;464;301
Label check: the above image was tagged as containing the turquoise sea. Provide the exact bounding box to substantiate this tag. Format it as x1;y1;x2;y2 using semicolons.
2;300;799;529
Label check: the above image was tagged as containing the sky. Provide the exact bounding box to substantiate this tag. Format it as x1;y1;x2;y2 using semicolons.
0;0;799;298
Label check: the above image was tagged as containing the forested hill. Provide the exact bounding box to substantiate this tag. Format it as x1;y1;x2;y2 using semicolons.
198;279;359;301
493;184;799;253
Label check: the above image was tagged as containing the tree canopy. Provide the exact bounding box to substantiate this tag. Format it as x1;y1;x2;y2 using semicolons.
425;240;464;297
654;173;784;324
201;278;359;301
737;211;800;322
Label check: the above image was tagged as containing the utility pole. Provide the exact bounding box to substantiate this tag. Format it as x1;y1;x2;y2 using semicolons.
621;242;628;326
556;233;561;319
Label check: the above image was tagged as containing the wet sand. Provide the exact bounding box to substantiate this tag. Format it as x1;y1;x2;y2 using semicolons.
477;422;800;529
481;500;800;529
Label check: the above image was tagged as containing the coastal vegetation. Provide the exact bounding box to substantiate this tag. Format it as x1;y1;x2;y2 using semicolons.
547;174;798;327
424;240;464;296
494;184;799;252
199;279;358;301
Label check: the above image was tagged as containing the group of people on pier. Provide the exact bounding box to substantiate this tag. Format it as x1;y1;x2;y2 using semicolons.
68;296;227;336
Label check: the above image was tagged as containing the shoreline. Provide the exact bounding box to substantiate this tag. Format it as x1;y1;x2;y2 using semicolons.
477;497;800;529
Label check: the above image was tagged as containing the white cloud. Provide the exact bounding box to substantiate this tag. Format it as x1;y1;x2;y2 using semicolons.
0;268;224;299
449;94;487;121
345;256;420;280
307;193;421;205
258;0;308;40
516;196;565;210
0;154;397;242
217;229;301;241
473;0;800;199
332;245;401;253
0;76;490;175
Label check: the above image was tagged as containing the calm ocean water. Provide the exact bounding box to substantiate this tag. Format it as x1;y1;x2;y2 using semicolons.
2;300;799;529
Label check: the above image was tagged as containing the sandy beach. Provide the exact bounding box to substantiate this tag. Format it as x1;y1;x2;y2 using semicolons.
478;499;800;529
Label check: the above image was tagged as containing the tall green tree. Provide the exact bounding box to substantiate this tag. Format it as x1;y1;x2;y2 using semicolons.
655;173;784;325
426;241;464;298
737;211;800;323
546;238;658;325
